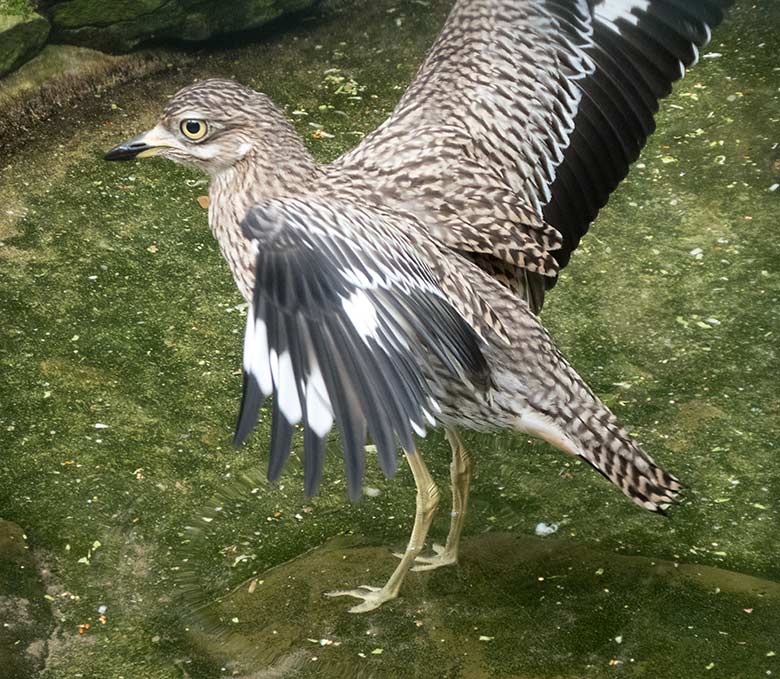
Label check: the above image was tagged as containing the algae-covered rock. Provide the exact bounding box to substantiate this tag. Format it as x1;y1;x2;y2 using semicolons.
184;534;780;678
45;0;315;52
0;13;50;77
0;43;154;101
0;44;169;152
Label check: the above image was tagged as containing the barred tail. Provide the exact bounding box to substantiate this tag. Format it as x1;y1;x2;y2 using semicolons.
518;397;682;513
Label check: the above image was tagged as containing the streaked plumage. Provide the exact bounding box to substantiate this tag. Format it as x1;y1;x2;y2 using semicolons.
106;0;731;612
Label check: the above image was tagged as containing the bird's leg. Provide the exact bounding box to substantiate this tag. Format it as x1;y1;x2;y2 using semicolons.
407;427;471;571
325;449;439;613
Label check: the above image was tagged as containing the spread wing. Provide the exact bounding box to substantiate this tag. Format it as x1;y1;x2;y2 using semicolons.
233;197;489;500
335;0;731;306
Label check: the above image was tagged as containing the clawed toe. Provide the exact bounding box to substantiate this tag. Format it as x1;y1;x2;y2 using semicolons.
411;544;457;572
324;585;381;599
392;543;458;571
324;585;395;613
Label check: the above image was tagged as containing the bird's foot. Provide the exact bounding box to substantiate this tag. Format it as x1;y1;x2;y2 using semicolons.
324;585;397;613
393;543;458;572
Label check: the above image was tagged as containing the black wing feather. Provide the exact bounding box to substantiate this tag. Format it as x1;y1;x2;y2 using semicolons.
234;198;489;500
543;0;732;274
268;396;294;483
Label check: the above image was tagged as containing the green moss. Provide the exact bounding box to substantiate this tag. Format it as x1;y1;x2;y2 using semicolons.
0;521;54;678
184;533;780;678
0;0;33;17
0;46;171;153
0;0;777;676
49;0;170;28
0;44;132;99
47;0;315;52
0;13;49;77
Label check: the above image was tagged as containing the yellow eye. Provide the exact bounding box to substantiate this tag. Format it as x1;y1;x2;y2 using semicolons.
180;119;207;140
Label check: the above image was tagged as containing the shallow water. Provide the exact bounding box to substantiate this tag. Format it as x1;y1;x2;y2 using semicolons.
0;1;778;677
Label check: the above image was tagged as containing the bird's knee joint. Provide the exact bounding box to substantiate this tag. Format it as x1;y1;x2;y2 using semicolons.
450;458;471;481
418;482;440;515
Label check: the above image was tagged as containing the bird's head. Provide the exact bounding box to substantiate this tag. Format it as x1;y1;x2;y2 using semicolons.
105;79;279;175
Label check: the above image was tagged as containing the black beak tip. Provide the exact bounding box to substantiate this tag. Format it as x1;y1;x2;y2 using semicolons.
104;145;137;161
104;138;156;161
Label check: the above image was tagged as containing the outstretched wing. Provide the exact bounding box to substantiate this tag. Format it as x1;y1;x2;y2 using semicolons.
234;197;489;500
335;0;731;303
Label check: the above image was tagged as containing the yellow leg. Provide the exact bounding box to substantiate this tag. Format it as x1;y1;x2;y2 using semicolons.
408;428;472;571
325;449;439;613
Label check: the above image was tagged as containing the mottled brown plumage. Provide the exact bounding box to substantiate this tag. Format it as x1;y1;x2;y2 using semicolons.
106;0;730;612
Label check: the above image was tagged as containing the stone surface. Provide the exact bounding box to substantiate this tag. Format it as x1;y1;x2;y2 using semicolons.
0;44;127;100
44;0;315;52
185;533;780;678
0;13;49;77
0;44;168;153
0;520;54;678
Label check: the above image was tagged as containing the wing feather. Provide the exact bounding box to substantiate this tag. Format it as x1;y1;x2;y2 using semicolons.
234;197;489;499
331;0;731;307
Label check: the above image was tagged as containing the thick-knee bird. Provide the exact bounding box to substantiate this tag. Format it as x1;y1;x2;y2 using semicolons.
106;0;731;612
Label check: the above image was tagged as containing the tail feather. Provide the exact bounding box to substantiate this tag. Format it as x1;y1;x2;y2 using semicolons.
569;406;682;512
518;399;682;513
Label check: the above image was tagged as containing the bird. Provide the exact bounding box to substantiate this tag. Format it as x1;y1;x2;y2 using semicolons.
105;0;731;613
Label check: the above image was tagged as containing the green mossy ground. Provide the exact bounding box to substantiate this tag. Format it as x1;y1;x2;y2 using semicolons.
0;520;54;677
0;0;34;18
0;1;778;677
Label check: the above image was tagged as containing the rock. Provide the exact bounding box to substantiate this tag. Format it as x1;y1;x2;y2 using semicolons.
0;44;169;153
44;0;315;53
182;533;780;678
0;519;55;678
0;13;50;78
0;43;153;102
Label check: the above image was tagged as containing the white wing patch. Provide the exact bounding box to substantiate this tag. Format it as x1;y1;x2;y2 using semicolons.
243;307;336;437
341;289;380;341
304;363;334;437
244;310;273;394
595;0;650;27
275;350;302;425
594;0;690;76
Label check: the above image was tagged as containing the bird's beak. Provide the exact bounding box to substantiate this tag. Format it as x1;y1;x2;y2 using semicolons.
104;126;175;161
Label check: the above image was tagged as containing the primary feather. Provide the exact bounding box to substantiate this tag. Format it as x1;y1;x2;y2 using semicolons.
334;0;731;307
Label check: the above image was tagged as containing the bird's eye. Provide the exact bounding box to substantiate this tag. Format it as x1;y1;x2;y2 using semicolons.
180;119;207;141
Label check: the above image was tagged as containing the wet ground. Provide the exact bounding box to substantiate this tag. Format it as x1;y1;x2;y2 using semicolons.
0;1;778;677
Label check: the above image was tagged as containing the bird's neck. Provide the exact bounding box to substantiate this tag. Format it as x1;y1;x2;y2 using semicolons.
207;135;319;302
211;134;318;206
